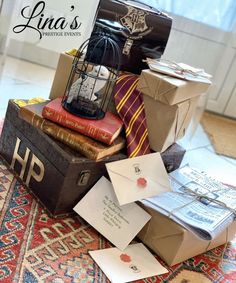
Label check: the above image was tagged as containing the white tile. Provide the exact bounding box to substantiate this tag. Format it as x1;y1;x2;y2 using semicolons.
0;108;6;119
0;76;15;85
0;56;55;88
178;124;211;150
223;156;236;166
181;147;236;187
0;82;50;110
206;145;216;153
0;56;54;112
206;146;236;166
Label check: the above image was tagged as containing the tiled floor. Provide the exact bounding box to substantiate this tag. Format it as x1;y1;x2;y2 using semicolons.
0;56;55;117
179;125;236;187
0;56;235;187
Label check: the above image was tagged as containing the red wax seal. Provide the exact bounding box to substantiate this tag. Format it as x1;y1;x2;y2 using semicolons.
120;253;131;263
137;177;147;188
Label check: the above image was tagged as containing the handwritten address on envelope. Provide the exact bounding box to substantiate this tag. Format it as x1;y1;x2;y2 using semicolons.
74;176;151;250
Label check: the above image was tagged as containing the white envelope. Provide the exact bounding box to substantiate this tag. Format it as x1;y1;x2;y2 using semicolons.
74;177;151;251
106;152;171;205
148;60;212;84
89;243;168;283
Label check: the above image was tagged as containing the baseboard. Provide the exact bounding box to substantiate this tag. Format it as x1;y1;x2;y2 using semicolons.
0;35;59;69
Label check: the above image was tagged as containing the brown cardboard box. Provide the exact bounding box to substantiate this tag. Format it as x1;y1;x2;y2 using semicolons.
137;69;211;105
49;53;74;100
143;95;199;152
138;203;236;266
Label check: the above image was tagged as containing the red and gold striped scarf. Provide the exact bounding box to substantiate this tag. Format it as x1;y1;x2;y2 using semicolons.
114;74;151;157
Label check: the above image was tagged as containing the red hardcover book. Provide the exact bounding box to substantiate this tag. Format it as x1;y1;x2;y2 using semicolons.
42;98;123;145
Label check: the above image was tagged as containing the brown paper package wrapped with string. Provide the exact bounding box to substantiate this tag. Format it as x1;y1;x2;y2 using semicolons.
137;69;211;105
138;202;236;266
143;95;199;152
138;67;211;152
49;52;74;100
49;51;93;100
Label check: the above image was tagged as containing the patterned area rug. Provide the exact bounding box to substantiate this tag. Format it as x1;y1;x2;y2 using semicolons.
0;161;236;283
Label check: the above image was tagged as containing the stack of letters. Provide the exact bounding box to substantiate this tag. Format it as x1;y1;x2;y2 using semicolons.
73;152;236;280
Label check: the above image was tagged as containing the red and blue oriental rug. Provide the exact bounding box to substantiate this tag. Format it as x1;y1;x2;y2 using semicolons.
0;161;236;282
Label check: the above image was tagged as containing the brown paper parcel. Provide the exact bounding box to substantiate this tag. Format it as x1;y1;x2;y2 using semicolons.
138;203;236;266
49;53;112;110
137;69;211;105
143;95;199;152
49;52;74;100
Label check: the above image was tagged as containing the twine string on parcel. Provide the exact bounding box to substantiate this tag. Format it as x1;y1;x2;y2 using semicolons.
174;99;191;140
168;178;236;219
168;183;233;264
144;58;212;80
165;170;236;239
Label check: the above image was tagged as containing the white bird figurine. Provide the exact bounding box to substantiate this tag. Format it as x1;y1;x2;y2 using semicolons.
67;65;110;103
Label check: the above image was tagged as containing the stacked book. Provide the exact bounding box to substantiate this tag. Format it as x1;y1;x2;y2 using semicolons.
19;97;125;161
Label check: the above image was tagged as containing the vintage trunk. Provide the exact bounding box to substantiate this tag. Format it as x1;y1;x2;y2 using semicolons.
0;101;185;217
0;100;126;217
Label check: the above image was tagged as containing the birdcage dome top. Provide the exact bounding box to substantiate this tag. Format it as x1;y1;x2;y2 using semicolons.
75;30;121;71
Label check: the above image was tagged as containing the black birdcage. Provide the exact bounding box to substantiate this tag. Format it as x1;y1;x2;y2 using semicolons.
62;30;121;120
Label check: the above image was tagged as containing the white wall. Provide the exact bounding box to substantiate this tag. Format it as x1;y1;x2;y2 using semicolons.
162;14;236;118
1;0;100;67
1;1;235;117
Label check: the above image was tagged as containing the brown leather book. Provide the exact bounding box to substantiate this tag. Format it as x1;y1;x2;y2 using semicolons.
19;102;126;160
42;97;123;145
